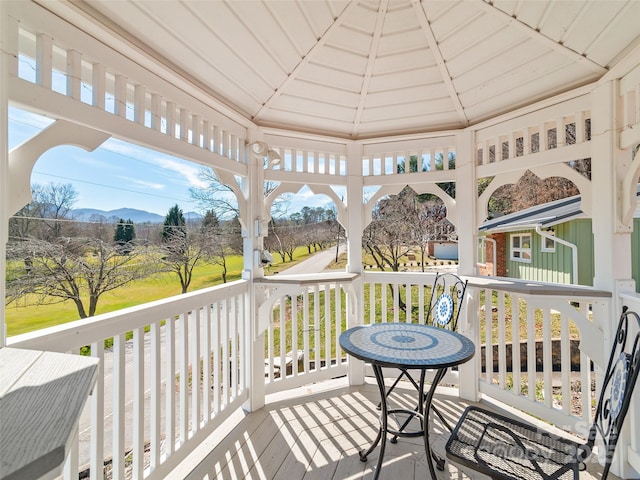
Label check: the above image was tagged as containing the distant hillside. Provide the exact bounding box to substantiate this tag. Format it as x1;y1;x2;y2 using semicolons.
72;208;203;224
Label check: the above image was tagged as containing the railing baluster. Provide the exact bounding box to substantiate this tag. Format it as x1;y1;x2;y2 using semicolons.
114;74;127;118
212;303;221;414
314;285;320;371
526;306;536;401
35;33;52;89
230;296;239;398
484;290;493;385
221;299;229;405
202;302;211;415
561;314;571;415
303;290;310;375
165;317;175;456
279;297;286;379
238;292;246;390
132;326;144;480
542;308;553;408
92;63;105;110
497;291;506;388
190;308;201;433
90;340;104;480
336;284;343;363
580;350;592;425
66;49;81;100
150;321;161;471
179;313;189;443
134;84;145;125
325;283;331;370
112;333;126;477
512;296;521;395
292;294;299;376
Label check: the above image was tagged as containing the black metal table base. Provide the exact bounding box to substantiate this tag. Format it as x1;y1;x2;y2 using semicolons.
360;364;448;480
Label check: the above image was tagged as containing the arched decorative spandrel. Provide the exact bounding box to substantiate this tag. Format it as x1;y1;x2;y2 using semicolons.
8;120;110;214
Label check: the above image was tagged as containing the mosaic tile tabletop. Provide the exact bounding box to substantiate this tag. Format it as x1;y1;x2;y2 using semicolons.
340;323;475;369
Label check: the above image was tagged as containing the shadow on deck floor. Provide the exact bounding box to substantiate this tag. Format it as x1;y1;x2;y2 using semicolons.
169;377;618;480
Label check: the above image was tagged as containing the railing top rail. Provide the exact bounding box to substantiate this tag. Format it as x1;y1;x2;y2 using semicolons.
8;279;249;352
465;275;611;298
255;272;360;285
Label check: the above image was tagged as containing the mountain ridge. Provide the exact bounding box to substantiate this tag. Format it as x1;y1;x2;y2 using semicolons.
72;208;203;224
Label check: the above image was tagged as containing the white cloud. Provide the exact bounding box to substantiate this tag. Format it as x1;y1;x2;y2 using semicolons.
152;157;208;189
102;138;208;189
118;176;165;190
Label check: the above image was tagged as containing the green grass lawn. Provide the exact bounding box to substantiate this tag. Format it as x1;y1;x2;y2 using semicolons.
6;246;320;337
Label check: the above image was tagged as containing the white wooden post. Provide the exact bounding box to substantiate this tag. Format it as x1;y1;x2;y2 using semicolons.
346;142;365;385
455;129;481;402
0;5;16;347
591;80;637;478
244;138;266;412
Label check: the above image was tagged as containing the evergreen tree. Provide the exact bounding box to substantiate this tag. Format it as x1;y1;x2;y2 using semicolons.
162;204;186;243
113;218;136;253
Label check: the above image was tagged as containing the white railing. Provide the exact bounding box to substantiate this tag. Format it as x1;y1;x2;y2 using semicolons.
474;95;591;168
261;275;356;394
362;146;457;177
8;280;250;480
361;271;612;437
5;1;248;169
467;278;611;437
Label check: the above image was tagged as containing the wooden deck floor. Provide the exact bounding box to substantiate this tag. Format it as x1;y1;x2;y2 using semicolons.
173;377;617;480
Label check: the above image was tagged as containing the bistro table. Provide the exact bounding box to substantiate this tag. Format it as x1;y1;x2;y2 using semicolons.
339;322;475;480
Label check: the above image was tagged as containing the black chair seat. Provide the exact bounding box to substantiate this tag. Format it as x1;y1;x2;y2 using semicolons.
446;406;583;480
446;307;640;480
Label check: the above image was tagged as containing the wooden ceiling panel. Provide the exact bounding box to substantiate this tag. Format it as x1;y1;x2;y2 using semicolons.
267;2;324;56
297;0;345;39
377;28;426;56
373;49;435;75
78;0;640;139
274;94;356;121
564;2;640;65
367;66;442;92
330;27;376;56
341;2;379;32
286;80;361;108
362;88;454;113
311;45;369;73
298;63;364;92
425;2;486;42
380;2;420;33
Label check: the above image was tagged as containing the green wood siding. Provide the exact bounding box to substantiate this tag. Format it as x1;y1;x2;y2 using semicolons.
503;218;640;289
505;220;594;285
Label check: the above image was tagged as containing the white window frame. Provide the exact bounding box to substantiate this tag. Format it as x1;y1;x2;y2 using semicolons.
510;233;532;263
478;237;487;265
541;231;556;253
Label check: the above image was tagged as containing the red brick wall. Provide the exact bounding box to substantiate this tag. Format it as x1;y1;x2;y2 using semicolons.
479;233;507;277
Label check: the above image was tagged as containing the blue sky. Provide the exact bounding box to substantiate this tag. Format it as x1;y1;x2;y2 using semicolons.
8;107;334;217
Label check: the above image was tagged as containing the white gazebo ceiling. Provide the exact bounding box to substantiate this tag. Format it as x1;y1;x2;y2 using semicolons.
69;0;640;140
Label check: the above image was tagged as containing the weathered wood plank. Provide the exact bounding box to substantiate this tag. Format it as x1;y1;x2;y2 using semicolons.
0;348;99;480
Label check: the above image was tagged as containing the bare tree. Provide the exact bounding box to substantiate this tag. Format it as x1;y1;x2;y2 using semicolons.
6;237;156;318
8;182;79;241
363;187;416;272
33;182;79;239
159;229;208;294
190;166;291;221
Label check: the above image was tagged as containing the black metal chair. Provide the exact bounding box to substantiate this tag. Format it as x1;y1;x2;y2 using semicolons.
382;272;468;437
446;306;640;480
